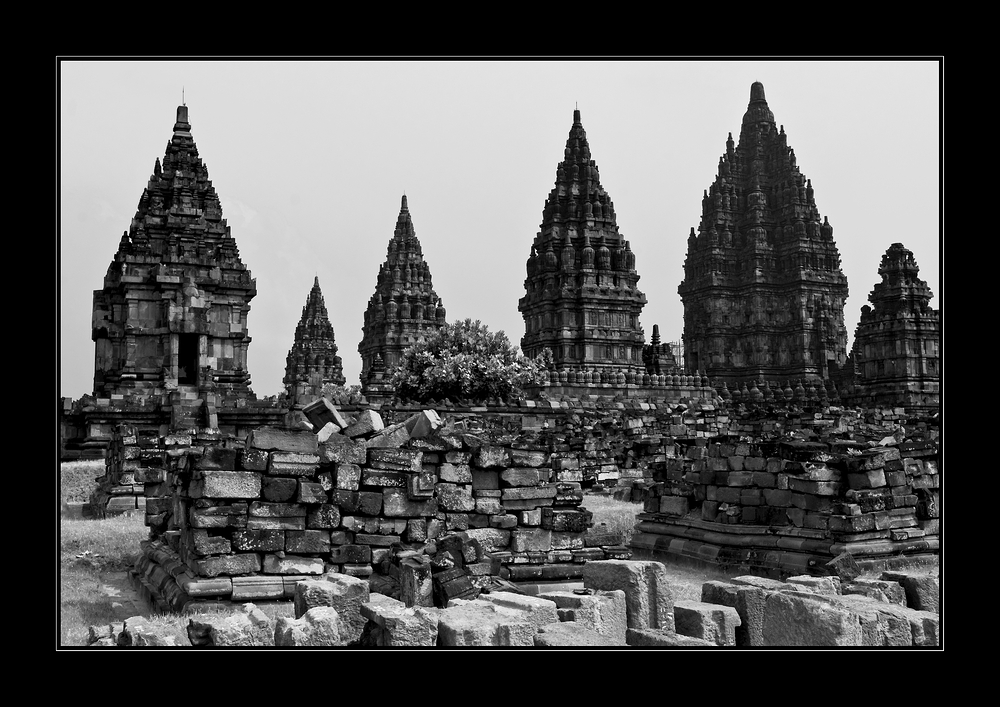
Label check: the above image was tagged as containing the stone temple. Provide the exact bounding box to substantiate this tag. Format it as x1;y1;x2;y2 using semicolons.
678;82;850;387
358;195;446;386
91;105;257;408
846;243;940;410
519;109;647;377
283;276;345;403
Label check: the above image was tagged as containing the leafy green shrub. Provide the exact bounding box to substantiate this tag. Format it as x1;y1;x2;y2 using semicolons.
390;319;551;403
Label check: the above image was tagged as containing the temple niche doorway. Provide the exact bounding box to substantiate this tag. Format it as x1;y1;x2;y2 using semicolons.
178;333;199;385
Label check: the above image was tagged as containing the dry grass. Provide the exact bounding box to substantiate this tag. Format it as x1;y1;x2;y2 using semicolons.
59;513;150;647
584;493;644;547
582;493;753;603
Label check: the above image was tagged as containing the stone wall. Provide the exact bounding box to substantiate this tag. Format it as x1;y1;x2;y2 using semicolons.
99;396;938;610
127;406;634;612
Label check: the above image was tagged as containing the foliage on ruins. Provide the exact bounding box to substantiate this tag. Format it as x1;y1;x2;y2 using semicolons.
320;383;364;406
390;318;552;403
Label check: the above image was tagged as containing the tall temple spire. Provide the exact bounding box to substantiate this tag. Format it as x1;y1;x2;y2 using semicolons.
92;105;256;399
283;276;345;401
359;195;444;386
679;83;849;386
519;108;647;375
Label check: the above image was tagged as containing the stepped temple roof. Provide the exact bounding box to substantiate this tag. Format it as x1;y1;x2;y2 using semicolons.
848;243;939;409
91;105;256;400
284;276;345;401
358;195;446;386
678;82;850;386
518;109;647;374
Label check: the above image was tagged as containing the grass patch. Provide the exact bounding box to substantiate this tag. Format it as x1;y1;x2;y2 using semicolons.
60;514;150;647
584;494;643;547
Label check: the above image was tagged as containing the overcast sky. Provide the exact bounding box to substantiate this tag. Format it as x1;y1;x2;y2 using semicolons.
59;58;941;400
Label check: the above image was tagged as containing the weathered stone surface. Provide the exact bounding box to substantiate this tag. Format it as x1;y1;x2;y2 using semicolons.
436;599;536;647
509;449;548;468
539;589;627;644
510;527;552;553
786;575;841;595
285;530;332;554
342;410;384;438
298;481;329;504
502;485;557;501
826;594;914;646
475;446;509;469
842;578;906;605
383;488;438;517
190;529;232;556
534;621;620;647
360;594;440;646
306;504;341;529
435;483;476;512
400;557;434;608
249;502;307;518
440;463;473;484
463;527;511;554
701;580;771;647
673;600;741;646
320;439;367;465
261;476;297;502
762;591;862;646
193;553;261;578
404;410;443;439
262;554;325;575
583;560;675;631
881;571;939;613
826;550;863;581
229;576;285;601
248;427;318;454
117;616;185;647
194;471;261;499
303;398;350;431
274;606;342;646
478;592;559;631
188;604;275;647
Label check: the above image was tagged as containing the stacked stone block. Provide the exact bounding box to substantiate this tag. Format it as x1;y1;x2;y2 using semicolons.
130;406;639;611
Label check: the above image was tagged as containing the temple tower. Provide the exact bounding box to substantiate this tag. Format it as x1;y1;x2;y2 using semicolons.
91;105;257;402
518;109;647;376
283;276;345;402
849;243;940;409
358;195;446;385
678;82;849;386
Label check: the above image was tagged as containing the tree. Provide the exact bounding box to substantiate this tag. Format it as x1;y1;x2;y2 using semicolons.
390;318;552;403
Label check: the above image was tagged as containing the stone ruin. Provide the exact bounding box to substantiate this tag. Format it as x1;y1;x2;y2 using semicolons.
282;276;345;402
678;82;851;387
358;195;447;390
64;89;941;646
519;108;648;382
840;243;940;411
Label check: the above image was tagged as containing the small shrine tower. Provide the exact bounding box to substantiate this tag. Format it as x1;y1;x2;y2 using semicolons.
518;108;647;376
283;276;345;403
848;243;940;410
678;82;850;386
358;195;446;385
91;105;257;402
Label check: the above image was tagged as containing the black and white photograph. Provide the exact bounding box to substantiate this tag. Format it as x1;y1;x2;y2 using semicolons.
58;57;942;649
